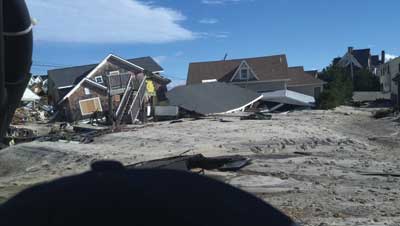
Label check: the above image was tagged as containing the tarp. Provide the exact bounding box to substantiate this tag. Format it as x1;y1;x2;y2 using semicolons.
167;82;263;115
146;79;156;96
261;90;315;107
21;88;40;102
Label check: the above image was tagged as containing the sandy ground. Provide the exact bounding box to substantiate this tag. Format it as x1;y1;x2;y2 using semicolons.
1;106;400;226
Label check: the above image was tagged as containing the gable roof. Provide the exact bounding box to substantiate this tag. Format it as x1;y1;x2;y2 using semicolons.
337;52;363;68
187;55;289;85
48;56;163;88
59;54;146;103
351;48;371;68
287;67;325;86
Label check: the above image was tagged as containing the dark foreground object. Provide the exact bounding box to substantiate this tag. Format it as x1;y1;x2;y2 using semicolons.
0;0;33;144
0;160;297;226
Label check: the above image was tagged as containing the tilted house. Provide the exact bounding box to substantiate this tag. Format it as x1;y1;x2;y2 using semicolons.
48;55;170;122
187;55;325;99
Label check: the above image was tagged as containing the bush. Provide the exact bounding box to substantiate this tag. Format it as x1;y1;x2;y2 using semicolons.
353;69;380;91
317;65;353;109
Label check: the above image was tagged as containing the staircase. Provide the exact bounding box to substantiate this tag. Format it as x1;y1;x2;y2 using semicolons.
115;76;147;126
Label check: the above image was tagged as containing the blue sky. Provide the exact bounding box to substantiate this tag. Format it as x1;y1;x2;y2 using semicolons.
28;0;400;86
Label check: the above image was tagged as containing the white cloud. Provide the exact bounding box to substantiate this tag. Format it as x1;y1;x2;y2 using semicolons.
153;56;167;64
197;31;230;39
385;53;398;62
26;0;195;43
199;18;219;24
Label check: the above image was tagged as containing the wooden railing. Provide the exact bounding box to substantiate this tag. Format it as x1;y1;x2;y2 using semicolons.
114;75;135;124
128;76;147;123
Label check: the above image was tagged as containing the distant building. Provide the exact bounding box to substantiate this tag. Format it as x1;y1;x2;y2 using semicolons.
377;57;400;107
187;55;325;99
334;47;385;75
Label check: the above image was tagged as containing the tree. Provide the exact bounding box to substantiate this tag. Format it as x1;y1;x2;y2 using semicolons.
353;69;380;91
317;65;353;109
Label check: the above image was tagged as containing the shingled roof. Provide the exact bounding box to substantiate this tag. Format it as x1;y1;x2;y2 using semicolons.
187;55;289;85
48;57;163;88
287;67;325;86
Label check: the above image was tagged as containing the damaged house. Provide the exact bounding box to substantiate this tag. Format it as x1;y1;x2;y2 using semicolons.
186;55;325;108
47;55;170;123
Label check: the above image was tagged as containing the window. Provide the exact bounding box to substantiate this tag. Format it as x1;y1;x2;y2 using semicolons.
240;69;249;80
95;76;103;83
84;88;91;95
79;97;103;116
109;70;120;76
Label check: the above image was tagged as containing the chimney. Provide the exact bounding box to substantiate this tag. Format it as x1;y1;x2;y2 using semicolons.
381;50;386;64
348;47;354;54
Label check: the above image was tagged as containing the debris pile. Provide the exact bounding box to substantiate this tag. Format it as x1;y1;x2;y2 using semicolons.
128;154;251;172
12;107;48;124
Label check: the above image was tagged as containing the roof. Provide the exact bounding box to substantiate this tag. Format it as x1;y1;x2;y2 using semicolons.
48;56;163;88
287;67;325;86
187;55;289;85
22;88;40;102
261;89;315;107
166;82;263;115
351;49;371;68
371;55;380;67
305;70;318;78
337;52;363;68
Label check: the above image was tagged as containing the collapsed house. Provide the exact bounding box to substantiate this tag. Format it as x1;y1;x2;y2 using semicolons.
47;55;170;123
185;55;325;112
167;82;263;115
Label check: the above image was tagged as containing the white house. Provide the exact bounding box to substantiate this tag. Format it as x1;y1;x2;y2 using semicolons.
377;57;400;107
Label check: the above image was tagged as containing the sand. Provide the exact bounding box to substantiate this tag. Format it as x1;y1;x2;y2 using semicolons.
0;106;399;226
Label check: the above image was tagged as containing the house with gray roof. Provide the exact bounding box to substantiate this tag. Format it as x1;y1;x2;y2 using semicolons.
48;56;164;106
187;55;325;99
47;55;170;122
334;47;385;75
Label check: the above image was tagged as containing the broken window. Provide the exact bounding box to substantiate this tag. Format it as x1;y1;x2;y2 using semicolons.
95;76;104;83
84;88;91;95
79;97;103;116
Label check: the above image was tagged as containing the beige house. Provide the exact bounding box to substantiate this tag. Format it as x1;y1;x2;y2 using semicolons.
187;55;325;100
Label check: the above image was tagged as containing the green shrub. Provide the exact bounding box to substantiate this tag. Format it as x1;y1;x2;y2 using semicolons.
317;65;353;109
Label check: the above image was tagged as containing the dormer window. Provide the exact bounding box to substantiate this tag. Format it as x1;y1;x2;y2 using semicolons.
231;60;258;82
240;69;249;80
